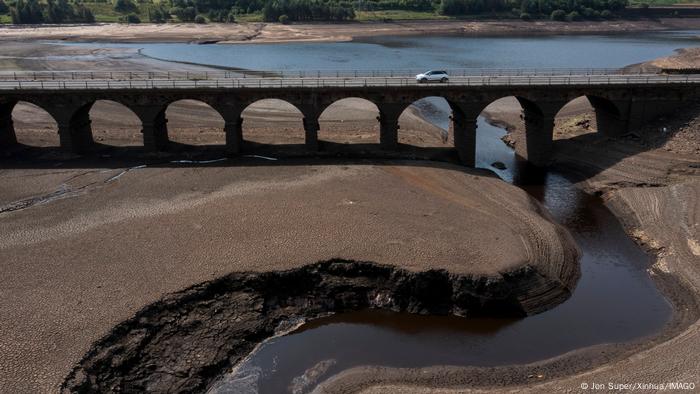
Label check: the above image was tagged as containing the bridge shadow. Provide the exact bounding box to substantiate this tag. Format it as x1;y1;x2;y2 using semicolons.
549;102;700;188
0;141;461;171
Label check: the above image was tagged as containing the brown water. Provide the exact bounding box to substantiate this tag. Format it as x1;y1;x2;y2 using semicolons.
208;124;672;394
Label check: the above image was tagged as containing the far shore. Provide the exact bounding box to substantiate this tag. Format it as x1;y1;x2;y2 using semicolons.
0;18;699;44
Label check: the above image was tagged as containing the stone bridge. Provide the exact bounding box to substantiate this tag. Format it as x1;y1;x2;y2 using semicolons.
1;72;698;166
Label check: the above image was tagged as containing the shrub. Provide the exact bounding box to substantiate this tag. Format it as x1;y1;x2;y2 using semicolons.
149;6;166;23
278;14;289;24
550;9;566;20
171;5;195;21
226;11;236;22
75;3;95;22
600;9;613;18
581;7;595;18
566;10;581;20
440;0;488;16
520;12;530;20
119;13;140;23
113;0;137;13
194;14;206;23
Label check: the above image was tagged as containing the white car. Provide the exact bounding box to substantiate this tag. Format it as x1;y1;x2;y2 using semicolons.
416;70;449;83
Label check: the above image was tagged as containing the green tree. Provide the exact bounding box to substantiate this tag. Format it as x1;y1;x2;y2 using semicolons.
11;0;44;24
566;10;580;20
75;3;95;22
0;0;9;14
550;8;565;19
113;0;138;13
119;13;140;22
171;5;196;21
46;0;74;23
149;5;169;22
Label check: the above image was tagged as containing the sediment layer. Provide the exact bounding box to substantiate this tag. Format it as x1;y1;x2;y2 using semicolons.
62;256;579;393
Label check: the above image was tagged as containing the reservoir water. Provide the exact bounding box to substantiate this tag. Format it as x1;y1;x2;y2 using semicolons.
55;31;699;393
59;30;700;71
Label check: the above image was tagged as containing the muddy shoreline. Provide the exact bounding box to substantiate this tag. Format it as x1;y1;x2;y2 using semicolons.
61;256;580;392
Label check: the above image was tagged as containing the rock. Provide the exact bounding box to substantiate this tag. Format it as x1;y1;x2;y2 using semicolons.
491;161;507;170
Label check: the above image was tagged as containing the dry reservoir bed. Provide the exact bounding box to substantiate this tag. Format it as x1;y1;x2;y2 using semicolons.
0;160;580;392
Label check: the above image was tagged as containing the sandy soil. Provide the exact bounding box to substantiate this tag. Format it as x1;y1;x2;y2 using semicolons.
1;19;700;44
640;47;700;71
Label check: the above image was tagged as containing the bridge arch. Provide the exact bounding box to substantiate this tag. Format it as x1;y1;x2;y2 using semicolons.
164;99;226;147
5;100;60;148
68;99;142;148
318;97;381;147
397;96;452;148
241;98;305;147
461;96;548;168
555;95;624;137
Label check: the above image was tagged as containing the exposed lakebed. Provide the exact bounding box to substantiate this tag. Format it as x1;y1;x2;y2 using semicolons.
206;126;672;394
57;31;695;393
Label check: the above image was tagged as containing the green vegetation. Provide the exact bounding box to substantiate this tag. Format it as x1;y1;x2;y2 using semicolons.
118;11;139;21
262;0;355;22
439;0;627;17
0;0;649;24
355;9;449;19
628;0;700;4
6;0;95;23
113;0;137;12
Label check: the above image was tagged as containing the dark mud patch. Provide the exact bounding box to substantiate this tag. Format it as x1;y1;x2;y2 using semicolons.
62;258;578;393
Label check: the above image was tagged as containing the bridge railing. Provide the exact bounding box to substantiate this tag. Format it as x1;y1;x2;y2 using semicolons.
0;68;644;81
0;73;699;90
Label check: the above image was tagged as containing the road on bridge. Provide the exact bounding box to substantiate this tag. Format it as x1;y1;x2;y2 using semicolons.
0;69;699;90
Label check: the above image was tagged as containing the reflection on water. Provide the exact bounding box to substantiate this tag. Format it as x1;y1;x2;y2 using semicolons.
209;124;671;394
409;98;449;142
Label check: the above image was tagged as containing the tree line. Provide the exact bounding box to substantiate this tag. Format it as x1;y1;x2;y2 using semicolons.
0;0;628;24
440;0;627;20
2;0;94;23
